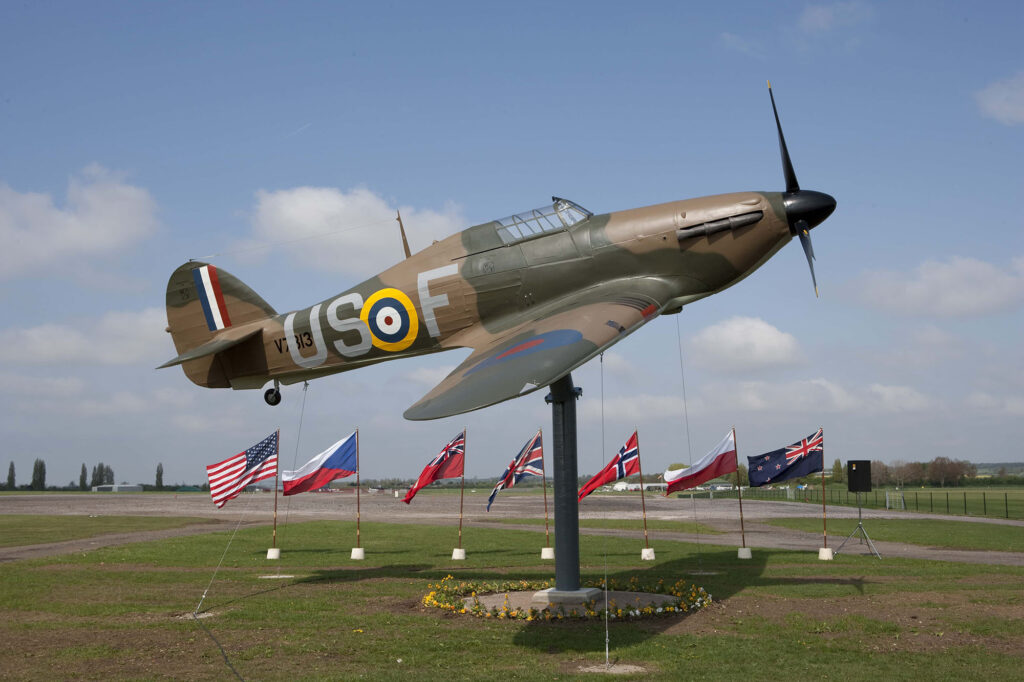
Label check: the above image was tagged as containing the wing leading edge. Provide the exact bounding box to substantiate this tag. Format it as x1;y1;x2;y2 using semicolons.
403;279;673;420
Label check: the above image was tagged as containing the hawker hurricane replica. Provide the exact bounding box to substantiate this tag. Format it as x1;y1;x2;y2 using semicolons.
160;84;835;420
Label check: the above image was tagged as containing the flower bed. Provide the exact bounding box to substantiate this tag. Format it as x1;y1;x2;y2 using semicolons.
422;575;711;621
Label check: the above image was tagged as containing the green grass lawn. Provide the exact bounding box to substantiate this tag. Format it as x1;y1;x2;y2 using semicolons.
719;486;1024;520
1;518;1021;680
765;517;1024;553
476;517;721;535
0;514;217;547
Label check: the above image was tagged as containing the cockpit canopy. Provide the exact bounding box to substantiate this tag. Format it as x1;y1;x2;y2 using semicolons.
495;197;592;245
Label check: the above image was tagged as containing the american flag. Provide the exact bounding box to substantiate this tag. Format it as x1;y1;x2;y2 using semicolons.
487;430;544;511
578;431;641;501
206;431;279;508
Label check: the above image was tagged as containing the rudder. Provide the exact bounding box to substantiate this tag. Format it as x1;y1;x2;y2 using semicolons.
164;261;277;387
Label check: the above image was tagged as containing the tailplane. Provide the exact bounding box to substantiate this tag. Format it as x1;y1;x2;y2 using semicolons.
161;261;277;387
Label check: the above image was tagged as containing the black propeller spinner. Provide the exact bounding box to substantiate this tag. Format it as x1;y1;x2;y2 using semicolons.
768;81;837;296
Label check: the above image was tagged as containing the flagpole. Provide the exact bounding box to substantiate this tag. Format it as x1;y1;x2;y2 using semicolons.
540;429;550;548
733;427;746;548
820;426;827;549
272;428;280;549
355;428;361;549
635;430;650;549
457;428;466;550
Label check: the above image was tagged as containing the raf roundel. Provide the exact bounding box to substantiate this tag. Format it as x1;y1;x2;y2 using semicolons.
360;288;420;352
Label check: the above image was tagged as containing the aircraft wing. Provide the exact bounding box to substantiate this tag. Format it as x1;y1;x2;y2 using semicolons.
403;278;675;420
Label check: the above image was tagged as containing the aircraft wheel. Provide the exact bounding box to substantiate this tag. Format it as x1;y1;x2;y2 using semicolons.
264;388;282;406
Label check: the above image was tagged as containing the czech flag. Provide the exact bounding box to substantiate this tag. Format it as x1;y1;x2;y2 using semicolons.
282;432;358;496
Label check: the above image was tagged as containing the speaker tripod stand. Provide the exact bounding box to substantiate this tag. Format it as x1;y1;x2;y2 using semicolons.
834;492;882;559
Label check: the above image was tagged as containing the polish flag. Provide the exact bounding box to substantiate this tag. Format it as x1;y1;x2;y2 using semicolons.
663;430;737;494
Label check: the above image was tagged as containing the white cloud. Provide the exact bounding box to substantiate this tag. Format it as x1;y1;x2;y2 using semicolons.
76;391;150;416
0;308;167;366
580;394;687;422
0;165;158;279
689;317;801;372
976;72;1024;125
701;378;933;414
0;373;85;398
966;391;1024;416
798;2;873;33
857;256;1024;316
405;365;457;387
865;384;934;412
719;32;762;58
247;186;464;278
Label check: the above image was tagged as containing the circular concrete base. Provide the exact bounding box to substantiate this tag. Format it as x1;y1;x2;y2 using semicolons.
452;548;466;560
266;548;280;560
737;547;752;559
818;547;834;561
540;547;555;560
641;547;655;561
351;547;365;560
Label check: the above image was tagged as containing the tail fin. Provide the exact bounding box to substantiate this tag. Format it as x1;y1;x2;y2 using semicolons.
161;261;277;387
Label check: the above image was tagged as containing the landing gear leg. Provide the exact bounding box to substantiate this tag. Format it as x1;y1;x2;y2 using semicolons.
264;381;282;406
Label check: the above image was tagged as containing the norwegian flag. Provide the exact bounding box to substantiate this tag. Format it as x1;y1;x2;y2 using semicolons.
747;428;824;487
487;430;544;511
578;431;641;502
403;430;466;504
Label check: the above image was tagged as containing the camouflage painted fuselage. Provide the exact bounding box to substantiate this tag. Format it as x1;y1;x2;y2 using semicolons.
164;189;803;419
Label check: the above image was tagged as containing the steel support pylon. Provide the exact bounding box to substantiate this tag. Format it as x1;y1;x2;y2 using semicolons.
546;373;584;591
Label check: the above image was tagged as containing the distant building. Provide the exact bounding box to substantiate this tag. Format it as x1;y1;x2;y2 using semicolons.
612;482;668;492
92;484;143;492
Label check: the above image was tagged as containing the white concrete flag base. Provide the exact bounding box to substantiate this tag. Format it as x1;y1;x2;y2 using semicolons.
451;548;466;560
266;548;280;560
737;547;752;559
540;547;555;560
818;547;834;560
350;547;365;560
641;547;656;561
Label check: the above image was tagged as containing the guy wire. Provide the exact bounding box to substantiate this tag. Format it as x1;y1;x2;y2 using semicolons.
600;353;610;668
192;492;256;681
675;316;702;568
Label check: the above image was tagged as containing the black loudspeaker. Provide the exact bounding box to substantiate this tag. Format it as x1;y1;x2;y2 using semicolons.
847;460;871;493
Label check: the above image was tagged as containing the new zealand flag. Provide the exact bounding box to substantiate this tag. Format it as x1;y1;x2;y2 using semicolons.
747;428;823;487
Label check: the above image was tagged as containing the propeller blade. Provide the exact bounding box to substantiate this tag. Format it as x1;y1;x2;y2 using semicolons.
796;220;819;297
768;80;800;193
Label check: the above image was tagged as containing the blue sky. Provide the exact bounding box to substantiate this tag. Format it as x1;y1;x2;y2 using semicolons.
2;1;1022;488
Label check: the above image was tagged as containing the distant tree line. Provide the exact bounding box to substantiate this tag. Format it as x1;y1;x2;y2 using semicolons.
89;462;115;487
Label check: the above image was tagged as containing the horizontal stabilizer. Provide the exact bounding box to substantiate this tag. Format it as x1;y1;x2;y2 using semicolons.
157;328;263;369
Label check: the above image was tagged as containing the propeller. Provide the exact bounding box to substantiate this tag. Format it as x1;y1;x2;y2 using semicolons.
767;80;835;297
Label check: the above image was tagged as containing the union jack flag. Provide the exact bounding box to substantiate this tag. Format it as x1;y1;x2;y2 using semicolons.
403;430;466;504
747;428;824;487
487;430;544;511
785;428;824;465
578;431;641;502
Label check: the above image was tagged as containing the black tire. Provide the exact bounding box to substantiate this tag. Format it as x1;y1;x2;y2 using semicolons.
264;388;282;406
